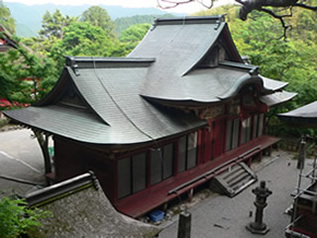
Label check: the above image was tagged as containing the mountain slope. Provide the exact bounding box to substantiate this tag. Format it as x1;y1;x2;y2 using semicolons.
4;2;178;37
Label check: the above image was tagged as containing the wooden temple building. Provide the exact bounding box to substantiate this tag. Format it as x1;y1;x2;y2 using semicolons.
4;16;296;218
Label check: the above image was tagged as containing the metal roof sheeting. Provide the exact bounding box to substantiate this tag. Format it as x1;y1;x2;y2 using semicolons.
260;75;289;91
5;64;206;145
260;91;297;107
278;101;317;127
129;17;232;101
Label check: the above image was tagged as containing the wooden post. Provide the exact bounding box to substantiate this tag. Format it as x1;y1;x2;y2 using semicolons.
177;211;191;238
33;130;52;184
297;137;306;170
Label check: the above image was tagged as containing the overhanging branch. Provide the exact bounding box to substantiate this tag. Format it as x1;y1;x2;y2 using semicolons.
156;0;316;39
157;0;213;9
296;2;317;10
157;0;194;9
259;7;293;40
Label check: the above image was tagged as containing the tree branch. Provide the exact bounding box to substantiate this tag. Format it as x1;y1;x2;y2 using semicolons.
295;2;317;10
157;0;213;9
237;0;316;21
156;0;316;39
157;0;194;9
197;0;213;8
259;7;293;40
157;0;316;14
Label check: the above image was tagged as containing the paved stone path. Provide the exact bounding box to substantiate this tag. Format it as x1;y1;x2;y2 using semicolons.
159;151;312;238
0;129;45;197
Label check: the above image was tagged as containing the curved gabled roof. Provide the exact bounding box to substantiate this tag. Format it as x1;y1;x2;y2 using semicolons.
5;58;206;145
129;16;235;76
141;65;264;103
128;16;275;103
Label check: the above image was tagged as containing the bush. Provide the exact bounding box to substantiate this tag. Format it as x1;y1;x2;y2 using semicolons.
0;117;10;128
0;196;50;238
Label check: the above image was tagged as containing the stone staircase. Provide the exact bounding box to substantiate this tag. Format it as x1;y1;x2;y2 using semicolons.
210;162;257;197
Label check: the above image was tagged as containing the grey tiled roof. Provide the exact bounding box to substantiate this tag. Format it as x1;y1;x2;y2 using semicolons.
6;65;206;144
260;91;297;107
129;16;243;101
278;101;317;126
4;16;295;145
260;75;289;91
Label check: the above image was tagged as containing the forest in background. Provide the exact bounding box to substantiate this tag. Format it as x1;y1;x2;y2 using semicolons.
0;1;316;138
3;1;173;37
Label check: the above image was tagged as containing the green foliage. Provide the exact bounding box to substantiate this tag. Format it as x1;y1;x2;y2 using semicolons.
0;43;59;104
0;66;15;100
0;0;15;34
0;196;50;238
0;117;10;127
114;13;174;35
80;6;115;37
39;9;77;39
119;23;151;54
58;21;121;58
25;8;128;73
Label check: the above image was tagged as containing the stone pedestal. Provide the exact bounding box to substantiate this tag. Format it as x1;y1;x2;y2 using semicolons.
246;181;272;235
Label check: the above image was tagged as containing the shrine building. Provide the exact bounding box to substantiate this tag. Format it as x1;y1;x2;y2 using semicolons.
4;16;296;218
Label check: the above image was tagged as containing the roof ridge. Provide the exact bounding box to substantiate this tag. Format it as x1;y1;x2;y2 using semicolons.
154;15;226;26
65;56;155;73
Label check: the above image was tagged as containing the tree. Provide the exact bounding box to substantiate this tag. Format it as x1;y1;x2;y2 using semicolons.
157;0;317;39
0;0;15;34
39;9;77;39
119;23;151;54
59;21;116;56
80;6;115;37
0;42;59;105
114;13;174;34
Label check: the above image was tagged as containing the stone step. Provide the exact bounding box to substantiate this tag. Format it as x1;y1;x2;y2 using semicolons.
210;162;257;197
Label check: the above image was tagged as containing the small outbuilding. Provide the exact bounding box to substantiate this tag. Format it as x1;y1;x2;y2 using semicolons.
4;16;296;217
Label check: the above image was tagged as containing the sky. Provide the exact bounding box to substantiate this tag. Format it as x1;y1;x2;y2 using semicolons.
3;0;234;14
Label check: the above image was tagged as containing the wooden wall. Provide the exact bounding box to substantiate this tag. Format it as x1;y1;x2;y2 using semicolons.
54;137;115;201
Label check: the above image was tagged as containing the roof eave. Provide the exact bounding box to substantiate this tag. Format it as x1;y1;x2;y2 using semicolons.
217;74;268;100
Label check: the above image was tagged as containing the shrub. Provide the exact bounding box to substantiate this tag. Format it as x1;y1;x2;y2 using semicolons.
0;196;50;238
